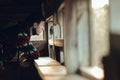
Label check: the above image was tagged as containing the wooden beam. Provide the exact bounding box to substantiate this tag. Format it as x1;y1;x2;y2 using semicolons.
64;0;78;74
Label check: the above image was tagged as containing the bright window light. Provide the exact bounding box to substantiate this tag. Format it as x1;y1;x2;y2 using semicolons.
92;0;109;9
90;66;104;79
80;66;104;79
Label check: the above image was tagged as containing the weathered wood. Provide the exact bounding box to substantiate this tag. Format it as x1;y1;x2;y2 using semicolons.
34;57;60;67
54;39;64;47
80;66;104;80
89;1;109;66
43;74;88;80
76;0;90;66
64;0;78;74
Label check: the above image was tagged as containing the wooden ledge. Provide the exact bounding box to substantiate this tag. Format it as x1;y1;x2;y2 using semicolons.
38;66;67;76
34;57;88;80
34;57;61;67
80;66;104;80
37;66;67;79
54;39;64;47
43;74;88;80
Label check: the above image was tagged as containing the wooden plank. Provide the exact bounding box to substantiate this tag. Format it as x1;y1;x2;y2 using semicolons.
38;66;67;76
34;57;60;67
54;39;64;47
80;66;104;80
36;65;67;79
43;74;88;80
36;65;88;80
34;58;88;80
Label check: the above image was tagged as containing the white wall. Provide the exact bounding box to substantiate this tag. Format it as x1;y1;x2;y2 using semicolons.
110;0;120;34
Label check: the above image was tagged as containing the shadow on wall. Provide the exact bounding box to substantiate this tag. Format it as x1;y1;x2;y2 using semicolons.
103;33;120;80
110;34;120;51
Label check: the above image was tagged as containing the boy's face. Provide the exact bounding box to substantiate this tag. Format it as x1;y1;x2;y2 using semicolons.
33;21;45;35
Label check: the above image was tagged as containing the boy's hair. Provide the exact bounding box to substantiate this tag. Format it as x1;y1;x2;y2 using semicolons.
25;13;45;27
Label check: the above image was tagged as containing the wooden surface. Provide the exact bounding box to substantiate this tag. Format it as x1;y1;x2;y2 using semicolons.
38;66;67;76
34;57;66;80
80;66;104;80
54;39;64;47
43;74;89;80
34;57;60;67
34;57;88;80
37;66;88;80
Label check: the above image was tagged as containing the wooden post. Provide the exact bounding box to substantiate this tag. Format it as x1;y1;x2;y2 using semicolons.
64;0;78;74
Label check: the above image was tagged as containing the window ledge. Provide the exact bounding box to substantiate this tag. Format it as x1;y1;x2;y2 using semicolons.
80;66;104;80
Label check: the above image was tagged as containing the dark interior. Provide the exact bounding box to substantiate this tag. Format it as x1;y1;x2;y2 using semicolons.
0;0;63;30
